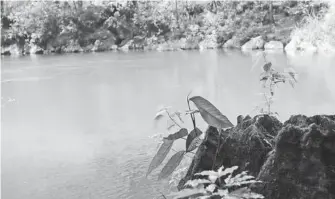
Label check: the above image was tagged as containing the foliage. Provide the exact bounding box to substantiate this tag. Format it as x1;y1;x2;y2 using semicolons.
290;2;335;53
2;0;330;53
169;166;264;199
147;95;233;180
252;52;298;116
189;96;234;130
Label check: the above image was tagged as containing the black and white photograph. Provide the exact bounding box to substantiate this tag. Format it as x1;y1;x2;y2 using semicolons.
1;0;335;198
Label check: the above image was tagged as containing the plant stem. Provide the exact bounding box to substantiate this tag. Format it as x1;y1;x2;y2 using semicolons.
166;110;182;128
187;92;196;130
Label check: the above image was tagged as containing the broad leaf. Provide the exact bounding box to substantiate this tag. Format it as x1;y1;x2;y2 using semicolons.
187;136;202;152
158;151;185;180
146;138;173;176
165;128;188;140
186;127;202;152
189;96;234;129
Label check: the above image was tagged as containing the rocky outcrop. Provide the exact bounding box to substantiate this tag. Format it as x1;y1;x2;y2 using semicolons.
264;41;284;50
178;115;335;199
241;36;265;50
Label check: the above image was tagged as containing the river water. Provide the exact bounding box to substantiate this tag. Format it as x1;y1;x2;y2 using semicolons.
1;50;335;199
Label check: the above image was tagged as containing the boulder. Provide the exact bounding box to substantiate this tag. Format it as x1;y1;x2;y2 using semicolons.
62;40;83;53
284;39;297;52
178;115;335;199
118;39;132;51
1;44;21;56
264;41;284;49
223;36;242;48
132;36;146;49
254;115;335;199
241;36;265;50
180;37;200;50
29;44;44;54
92;39;115;52
178;115;282;189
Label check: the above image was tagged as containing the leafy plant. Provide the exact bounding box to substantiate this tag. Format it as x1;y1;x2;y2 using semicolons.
254;52;298;116
169;166;264;199
147;95;233;180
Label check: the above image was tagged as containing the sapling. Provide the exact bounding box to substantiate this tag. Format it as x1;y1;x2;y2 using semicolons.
253;52;298;116
147;94;233;181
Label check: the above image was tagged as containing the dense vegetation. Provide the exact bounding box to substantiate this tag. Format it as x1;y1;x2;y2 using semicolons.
0;1;331;55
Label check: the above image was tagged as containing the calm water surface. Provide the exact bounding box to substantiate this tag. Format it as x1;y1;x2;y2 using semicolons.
1;50;335;199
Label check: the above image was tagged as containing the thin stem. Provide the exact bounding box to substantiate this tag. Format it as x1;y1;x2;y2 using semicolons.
159;192;167;199
187;92;196;130
166;110;182;129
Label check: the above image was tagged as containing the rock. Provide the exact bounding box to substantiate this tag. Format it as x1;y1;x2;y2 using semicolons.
264;41;284;49
1;44;21;56
110;45;118;50
92;39;115;52
82;44;94;52
132;36;146;49
62;40;83;53
179;114;335;199
29;44;44;54
284;39;297;52
254;115;335;199
118;39;133;51
157;41;181;51
180;37;200;50
241;36;265;50
178;115;282;190
223;36;242;48
199;30;218;50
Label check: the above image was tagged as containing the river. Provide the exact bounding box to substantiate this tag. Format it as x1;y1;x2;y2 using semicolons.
1;50;335;199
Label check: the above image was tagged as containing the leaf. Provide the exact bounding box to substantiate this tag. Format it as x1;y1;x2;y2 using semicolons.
154;109;166;120
158;151;185;180
165;128;188;140
146;138;174;176
229;187;264;199
189;96;234;129
263;62;272;72
195;170;217;177
169;188;206;199
187;137;202;152
186;127;202;152
185;179;211;188
154;106;172;120
206;184;216;193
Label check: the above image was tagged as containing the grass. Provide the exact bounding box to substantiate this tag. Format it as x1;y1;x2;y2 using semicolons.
290;2;335;53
